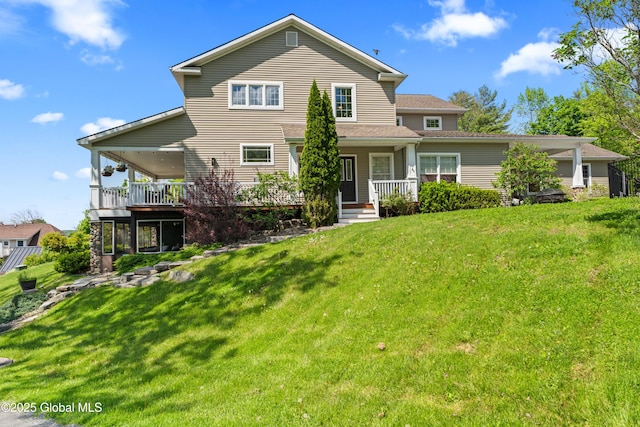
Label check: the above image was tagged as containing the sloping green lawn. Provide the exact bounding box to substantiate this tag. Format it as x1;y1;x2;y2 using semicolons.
1;198;640;426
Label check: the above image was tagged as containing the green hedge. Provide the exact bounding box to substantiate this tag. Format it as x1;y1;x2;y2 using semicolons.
419;181;502;213
54;250;90;274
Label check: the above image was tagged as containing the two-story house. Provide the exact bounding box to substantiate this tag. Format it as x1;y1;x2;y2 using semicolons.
77;14;620;273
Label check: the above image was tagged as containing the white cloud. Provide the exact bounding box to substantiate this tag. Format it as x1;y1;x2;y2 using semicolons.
75;167;91;179
9;0;126;49
52;171;69;181
0;7;24;35
80;117;126;135
0;79;25;100
31;112;64;124
81;51;114;65
394;0;507;47
495;28;562;79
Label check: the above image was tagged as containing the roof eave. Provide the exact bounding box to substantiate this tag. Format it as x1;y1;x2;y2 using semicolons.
77;107;185;147
397;107;468;114
170;15;405;80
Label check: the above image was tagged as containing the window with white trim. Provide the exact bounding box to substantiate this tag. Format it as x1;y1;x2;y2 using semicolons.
396;116;403;126
582;163;592;188
102;221;114;255
241;144;274;165
228;81;283;109
2;241;8;247
423;116;442;130
419;153;460;183
137;220;184;253
17;240;24;247
286;31;298;47
370;153;394;180
332;83;357;121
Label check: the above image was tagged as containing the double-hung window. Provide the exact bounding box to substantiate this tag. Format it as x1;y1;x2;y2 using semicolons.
241;144;274;166
419;153;460;183
370;153;394;181
229;81;283;109
332;83;357;121
582;163;592;188
423;116;442;130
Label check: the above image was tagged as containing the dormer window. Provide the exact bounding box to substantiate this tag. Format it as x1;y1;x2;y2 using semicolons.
332;83;357;122
423;116;442;130
229;81;284;109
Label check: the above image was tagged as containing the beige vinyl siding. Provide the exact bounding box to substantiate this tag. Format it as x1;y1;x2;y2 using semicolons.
399;114;459;131
180;27;396;180
91;114;195;149
418;142;508;189
556;160;610;188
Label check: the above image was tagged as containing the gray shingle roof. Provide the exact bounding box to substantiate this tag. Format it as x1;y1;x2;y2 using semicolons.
396;94;467;112
281;123;420;139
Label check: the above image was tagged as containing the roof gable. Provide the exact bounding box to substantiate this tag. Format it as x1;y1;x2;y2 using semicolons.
397;94;467;113
0;223;62;244
170;14;406;89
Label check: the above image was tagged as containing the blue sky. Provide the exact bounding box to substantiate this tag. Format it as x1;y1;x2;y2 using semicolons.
0;0;588;229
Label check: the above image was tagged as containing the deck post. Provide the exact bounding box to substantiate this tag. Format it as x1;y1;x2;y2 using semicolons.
572;146;584;188
90;150;101;209
406;143;419;201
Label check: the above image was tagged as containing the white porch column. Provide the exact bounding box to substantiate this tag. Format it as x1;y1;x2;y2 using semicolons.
288;144;299;176
90;150;101;210
572;146;584;188
406;143;419;201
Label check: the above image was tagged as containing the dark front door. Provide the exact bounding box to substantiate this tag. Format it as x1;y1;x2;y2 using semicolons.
340;156;356;202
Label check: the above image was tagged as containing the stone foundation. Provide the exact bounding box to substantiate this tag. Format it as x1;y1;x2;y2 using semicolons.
89;222;102;274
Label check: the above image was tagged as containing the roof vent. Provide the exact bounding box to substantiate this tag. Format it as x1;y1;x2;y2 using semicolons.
286;31;298;47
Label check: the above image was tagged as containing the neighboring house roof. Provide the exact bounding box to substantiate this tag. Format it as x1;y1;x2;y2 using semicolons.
0;246;42;273
170;14;407;90
396;94;467;114
281;123;420;141
549;143;628;161
0;223;62;246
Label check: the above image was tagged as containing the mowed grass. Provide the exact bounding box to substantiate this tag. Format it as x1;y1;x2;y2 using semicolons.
0;263;83;306
1;198;640;426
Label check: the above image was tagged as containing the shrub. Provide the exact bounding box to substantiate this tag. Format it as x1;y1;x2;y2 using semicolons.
303;197;336;228
54;250;90;274
41;232;69;253
113;245;209;274
419;182;501;213
183;169;250;244
24;252;56;266
381;190;415;217
0;292;47;324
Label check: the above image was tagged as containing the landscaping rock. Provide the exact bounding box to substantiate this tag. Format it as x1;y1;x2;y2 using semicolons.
40;291;74;311
139;276;161;287
0;357;13;368
134;266;158;276
168;270;194;283
120;272;135;283
153;262;172;272
169;260;192;268
190;255;205;261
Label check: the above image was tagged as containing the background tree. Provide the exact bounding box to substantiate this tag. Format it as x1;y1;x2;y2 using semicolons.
514;86;550;133
554;0;640;142
493;142;561;199
529;95;587;136
11;208;45;224
299;80;341;227
449;84;513;133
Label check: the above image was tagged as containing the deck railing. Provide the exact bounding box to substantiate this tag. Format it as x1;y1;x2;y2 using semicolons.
99;182;303;209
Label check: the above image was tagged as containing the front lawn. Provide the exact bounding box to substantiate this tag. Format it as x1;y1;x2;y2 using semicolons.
1;198;640;426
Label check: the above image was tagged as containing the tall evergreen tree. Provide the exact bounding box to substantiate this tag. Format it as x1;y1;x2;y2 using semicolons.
299;80;341;227
449;85;513;133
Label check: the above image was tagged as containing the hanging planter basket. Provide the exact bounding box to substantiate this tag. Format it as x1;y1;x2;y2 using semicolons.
115;162;127;172
102;165;114;177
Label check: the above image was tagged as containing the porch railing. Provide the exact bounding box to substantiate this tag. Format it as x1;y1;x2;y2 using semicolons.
368;180;380;218
370;180;419;201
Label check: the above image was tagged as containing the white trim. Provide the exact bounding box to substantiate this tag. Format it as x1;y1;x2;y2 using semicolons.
332;83;357;122
170;15;406;80
423;116;442;131
582;163;592;188
396;116;403;126
340;154;359;203
369;152;395;181
228;80;284;110
136;219;185;254
418;152;461;183
240;143;275;166
285;31;298;47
